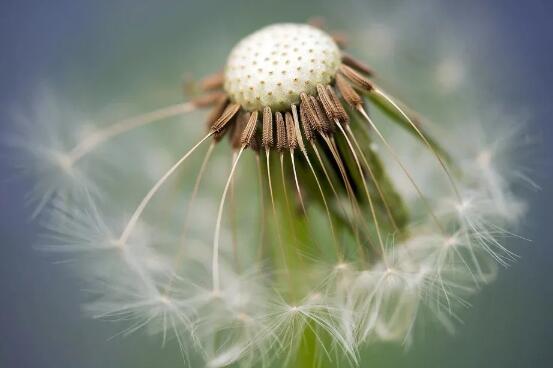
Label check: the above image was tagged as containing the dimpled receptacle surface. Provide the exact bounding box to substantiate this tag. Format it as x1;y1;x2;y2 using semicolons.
224;24;342;112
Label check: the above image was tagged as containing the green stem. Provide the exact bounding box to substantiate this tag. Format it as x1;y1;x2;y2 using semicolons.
295;324;321;368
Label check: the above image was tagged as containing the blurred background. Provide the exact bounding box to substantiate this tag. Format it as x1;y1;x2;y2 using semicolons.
1;0;551;367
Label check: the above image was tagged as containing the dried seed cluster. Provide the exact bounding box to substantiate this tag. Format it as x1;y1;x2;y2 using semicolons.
224;24;342;111
196;23;377;152
24;17;527;368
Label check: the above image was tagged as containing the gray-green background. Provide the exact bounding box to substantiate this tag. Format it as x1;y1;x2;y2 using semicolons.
1;0;552;367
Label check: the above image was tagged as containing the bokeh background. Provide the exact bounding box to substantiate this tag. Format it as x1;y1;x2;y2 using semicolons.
1;0;552;367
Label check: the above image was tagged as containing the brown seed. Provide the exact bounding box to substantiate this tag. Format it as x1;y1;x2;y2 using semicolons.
300;92;322;131
339;64;374;92
249;130;262;152
299;103;314;141
275;112;287;152
336;74;362;107
327;85;349;124
316;84;337;121
240;110;259;147
341;53;374;76
285;112;298;150
231;112;249;149
262;106;274;148
211;103;241;133
311;95;334;134
206;95;230;131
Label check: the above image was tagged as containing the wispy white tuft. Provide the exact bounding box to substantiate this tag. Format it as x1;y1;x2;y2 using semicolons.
7;88;98;217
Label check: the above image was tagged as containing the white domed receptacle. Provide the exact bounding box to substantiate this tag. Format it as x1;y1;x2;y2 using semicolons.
224;23;342;112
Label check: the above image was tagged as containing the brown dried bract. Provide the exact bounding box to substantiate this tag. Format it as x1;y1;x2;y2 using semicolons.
240;111;259;147
316;84;339;124
327;86;349;124
339;65;374;92
249;130;262;152
231;112;249;149
262;106;274;148
211;103;241;133
336;74;362;107
300;92;322;132
341;53;374;76
275;112;287;152
206;95;230;130
299;103;314;141
310;96;334;134
285;112;298;150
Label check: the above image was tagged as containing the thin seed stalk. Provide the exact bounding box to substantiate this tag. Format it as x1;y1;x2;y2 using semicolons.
272;152;312;299
348;111;410;233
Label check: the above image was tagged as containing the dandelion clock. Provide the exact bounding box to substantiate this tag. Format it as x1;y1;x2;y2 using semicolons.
8;8;534;368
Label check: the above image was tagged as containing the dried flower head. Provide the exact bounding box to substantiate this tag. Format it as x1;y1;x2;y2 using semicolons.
13;18;529;367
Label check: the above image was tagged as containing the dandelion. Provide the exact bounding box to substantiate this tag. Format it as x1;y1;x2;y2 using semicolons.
15;18;530;367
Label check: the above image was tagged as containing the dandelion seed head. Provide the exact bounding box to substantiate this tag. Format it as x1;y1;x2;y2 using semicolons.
224;23;341;111
15;10;532;366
